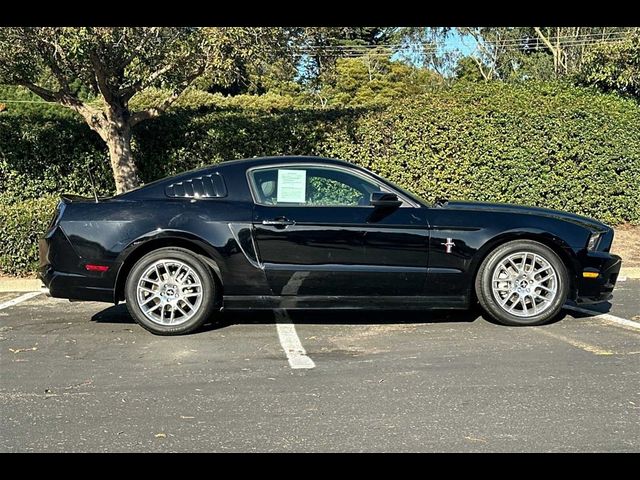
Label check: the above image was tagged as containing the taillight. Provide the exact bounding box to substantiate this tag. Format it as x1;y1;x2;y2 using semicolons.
85;264;110;272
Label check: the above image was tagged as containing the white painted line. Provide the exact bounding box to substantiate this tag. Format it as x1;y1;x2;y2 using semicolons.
0;291;43;310
564;305;640;331
534;327;615;355
274;309;315;369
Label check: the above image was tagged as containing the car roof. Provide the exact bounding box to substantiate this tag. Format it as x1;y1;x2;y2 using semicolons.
216;155;355;170
113;156;362;200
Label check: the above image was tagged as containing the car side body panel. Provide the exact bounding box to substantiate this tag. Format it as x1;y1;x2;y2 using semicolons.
39;156;621;310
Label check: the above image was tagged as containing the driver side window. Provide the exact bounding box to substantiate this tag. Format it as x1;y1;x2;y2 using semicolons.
251;166;385;207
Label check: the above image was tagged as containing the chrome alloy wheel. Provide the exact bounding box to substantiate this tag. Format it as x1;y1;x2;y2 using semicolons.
491;251;558;318
135;259;204;326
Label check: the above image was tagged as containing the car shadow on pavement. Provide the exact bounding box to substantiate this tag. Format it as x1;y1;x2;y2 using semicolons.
564;300;613;314
90;303;487;332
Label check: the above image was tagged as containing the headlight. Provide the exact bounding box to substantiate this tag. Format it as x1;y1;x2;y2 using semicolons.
587;232;602;251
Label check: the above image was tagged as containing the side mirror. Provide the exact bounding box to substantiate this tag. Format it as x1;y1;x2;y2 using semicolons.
370;191;402;208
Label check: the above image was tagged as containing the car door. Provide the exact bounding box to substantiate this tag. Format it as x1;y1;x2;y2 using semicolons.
249;164;429;297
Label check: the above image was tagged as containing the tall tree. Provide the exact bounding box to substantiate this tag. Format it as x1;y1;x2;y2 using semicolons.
389;27;455;76
202;27;299;96
296;28;396;85
318;56;443;107
456;27;639;81
0;27;280;193
579;34;640;98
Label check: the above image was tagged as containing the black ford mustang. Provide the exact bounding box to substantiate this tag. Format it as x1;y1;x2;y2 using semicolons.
39;156;621;335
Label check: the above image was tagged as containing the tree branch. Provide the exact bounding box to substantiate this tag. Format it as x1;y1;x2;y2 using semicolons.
129;64;204;126
534;27;556;54
19;79;107;138
534;26;565;73
469;55;491;81
89;50;115;104
17;81;58;102
118;62;175;101
116;27;163;71
119;80;143;102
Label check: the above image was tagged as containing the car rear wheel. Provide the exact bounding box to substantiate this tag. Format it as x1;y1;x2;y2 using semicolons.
475;240;569;326
125;247;218;335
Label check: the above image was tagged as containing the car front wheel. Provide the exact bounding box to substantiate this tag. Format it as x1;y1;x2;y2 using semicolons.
475;240;569;326
125;247;218;335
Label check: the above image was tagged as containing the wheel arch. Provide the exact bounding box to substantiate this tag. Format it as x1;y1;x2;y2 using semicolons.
468;230;579;302
113;231;224;303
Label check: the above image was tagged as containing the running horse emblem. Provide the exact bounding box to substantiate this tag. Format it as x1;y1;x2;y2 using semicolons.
441;238;456;254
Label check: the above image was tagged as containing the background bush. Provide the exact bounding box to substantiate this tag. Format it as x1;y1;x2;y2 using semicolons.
0;196;58;276
320;81;640;225
1;81;639;275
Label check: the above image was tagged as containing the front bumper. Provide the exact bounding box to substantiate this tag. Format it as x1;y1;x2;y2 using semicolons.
575;251;622;304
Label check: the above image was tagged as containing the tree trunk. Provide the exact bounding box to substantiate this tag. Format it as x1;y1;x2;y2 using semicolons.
104;115;141;194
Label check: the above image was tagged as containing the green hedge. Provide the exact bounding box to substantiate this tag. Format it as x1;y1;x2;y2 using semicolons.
320;82;640;226
1;81;639;275
0;196;58;276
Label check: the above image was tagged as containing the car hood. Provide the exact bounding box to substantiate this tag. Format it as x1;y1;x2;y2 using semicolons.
441;200;609;231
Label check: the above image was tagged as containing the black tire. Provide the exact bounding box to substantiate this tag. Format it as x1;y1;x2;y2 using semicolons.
475;240;569;326
125;247;218;335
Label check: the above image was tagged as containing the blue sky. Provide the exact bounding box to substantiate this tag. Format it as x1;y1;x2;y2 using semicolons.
296;28;481;81
390;29;479;76
445;31;478;56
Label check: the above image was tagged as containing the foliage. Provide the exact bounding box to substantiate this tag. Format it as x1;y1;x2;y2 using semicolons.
579;35;640;98
296;27;397;86
2;80;639;275
132;106;359;183
319;81;640;226
0;196;58;276
454;57;487;82
0;27;286;193
318;57;443;108
0;27;281;103
455;27;638;82
307;177;362;206
0;86;113;202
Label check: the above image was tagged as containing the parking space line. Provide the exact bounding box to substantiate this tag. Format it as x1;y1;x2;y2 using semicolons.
0;291;43;310
274;309;315;369
564;305;640;331
533;327;615;355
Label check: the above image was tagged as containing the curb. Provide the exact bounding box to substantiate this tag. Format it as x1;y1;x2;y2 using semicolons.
0;278;44;293
1;267;639;293
619;267;640;280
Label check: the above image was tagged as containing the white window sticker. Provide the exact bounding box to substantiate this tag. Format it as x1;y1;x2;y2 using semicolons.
277;169;306;203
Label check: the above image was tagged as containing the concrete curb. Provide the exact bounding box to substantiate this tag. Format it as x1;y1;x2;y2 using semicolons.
1;266;639;293
0;278;44;293
619;267;640;280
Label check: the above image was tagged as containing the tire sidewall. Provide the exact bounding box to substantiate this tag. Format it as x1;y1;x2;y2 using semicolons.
477;240;569;326
125;248;217;335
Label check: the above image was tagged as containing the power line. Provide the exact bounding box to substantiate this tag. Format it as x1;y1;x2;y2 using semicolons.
295;31;637;54
293;36;635;58
296;30;637;51
298;37;633;52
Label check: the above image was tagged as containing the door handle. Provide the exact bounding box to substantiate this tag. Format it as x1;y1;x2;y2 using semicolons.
262;217;296;227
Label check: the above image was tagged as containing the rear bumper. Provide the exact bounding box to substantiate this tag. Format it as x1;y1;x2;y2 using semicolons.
39;265;114;303
575;252;622;304
39;228;116;303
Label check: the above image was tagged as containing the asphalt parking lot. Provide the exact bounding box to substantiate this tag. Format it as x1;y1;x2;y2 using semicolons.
1;280;639;452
